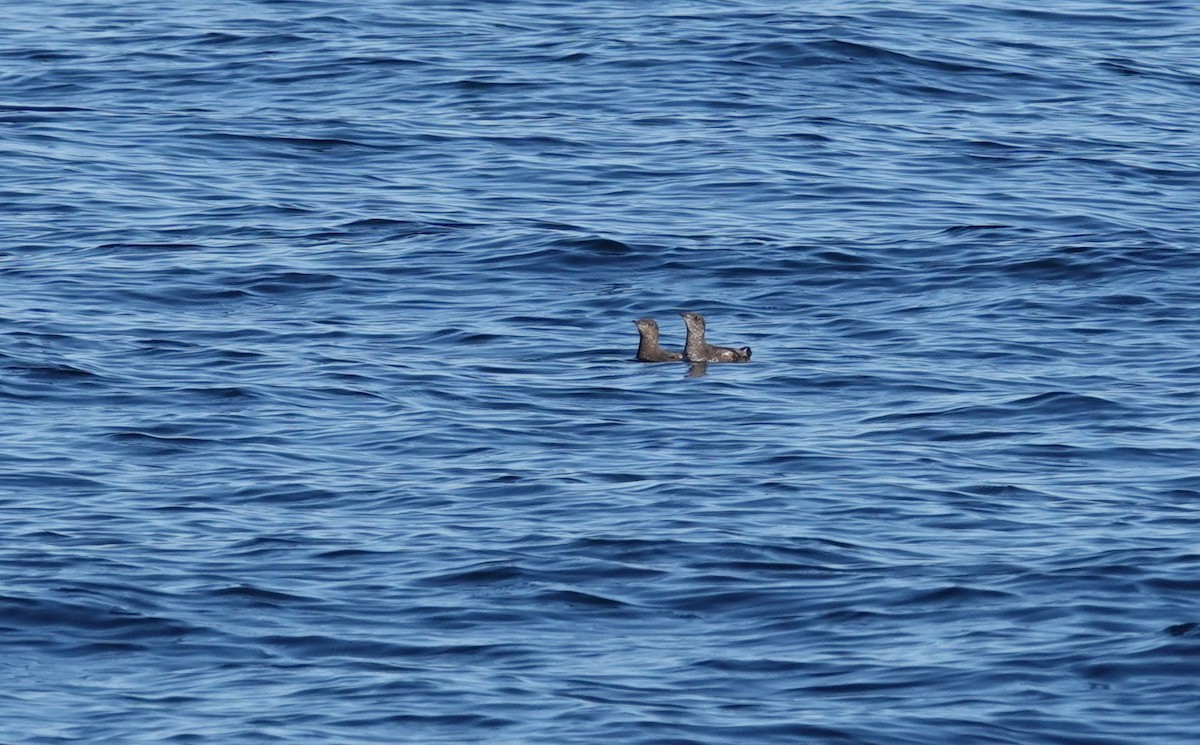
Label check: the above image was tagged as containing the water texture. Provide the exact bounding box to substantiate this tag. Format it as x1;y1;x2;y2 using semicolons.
3;1;1200;742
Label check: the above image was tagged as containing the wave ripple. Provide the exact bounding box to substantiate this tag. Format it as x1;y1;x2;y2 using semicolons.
3;1;1200;743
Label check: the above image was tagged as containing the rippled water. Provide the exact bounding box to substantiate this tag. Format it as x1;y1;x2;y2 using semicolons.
4;1;1200;742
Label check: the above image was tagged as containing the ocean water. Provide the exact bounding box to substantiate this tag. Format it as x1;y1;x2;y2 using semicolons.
3;1;1200;742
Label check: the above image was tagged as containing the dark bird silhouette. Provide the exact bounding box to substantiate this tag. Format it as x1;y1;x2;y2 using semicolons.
633;318;683;362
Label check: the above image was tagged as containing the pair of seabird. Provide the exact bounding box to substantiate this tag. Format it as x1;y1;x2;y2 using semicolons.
634;312;751;363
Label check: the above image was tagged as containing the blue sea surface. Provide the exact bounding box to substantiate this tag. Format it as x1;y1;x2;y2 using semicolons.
4;1;1200;742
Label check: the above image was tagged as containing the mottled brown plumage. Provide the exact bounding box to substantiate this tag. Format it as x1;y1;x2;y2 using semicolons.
679;312;751;363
